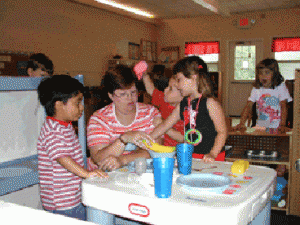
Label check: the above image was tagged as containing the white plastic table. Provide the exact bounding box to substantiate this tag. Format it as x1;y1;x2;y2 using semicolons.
82;159;276;225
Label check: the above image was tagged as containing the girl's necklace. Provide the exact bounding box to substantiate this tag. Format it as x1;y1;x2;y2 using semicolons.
188;96;201;130
184;95;203;146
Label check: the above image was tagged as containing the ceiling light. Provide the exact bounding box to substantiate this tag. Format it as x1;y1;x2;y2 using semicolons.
192;0;218;13
94;0;154;18
192;0;230;16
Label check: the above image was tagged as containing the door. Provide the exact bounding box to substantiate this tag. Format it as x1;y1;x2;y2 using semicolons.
228;40;263;117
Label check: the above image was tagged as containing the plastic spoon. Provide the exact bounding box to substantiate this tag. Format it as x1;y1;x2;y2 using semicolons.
192;166;217;172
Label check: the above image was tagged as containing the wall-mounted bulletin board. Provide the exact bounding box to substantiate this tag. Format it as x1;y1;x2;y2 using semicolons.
140;39;157;62
0;50;33;76
158;46;180;63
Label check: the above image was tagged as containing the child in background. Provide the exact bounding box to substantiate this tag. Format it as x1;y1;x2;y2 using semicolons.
27;53;54;77
37;75;107;221
142;68;184;146
150;64;169;91
233;58;292;133
146;56;227;163
271;165;288;208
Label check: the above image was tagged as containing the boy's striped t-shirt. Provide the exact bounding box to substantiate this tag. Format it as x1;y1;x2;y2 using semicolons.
37;117;84;211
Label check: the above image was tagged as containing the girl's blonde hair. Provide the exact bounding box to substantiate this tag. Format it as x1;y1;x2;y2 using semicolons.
253;58;284;89
172;56;214;98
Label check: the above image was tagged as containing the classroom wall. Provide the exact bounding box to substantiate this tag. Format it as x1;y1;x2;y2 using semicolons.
0;0;158;86
157;8;300;114
1;0;299;106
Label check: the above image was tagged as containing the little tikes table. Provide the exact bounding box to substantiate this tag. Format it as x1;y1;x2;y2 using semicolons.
82;159;276;225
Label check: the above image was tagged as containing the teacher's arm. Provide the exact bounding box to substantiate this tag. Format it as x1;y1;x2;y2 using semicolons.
89;140;125;166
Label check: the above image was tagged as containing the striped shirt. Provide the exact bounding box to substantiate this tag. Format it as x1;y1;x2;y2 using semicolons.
87;102;161;170
37;117;84;211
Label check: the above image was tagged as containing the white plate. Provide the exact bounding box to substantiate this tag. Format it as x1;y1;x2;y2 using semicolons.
176;174;231;195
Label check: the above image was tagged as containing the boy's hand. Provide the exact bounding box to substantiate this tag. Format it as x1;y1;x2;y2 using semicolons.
87;169;108;178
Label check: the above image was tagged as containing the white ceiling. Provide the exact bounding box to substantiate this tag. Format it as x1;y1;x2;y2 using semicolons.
70;0;300;22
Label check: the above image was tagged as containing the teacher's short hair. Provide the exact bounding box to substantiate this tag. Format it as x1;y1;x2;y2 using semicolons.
101;64;138;94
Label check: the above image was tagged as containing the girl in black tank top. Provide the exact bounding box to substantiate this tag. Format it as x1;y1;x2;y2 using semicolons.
146;56;227;163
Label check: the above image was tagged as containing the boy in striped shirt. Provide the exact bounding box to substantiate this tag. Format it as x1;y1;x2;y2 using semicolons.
37;75;107;221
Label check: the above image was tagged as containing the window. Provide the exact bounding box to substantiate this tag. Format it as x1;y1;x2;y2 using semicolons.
272;37;300;80
184;41;219;72
234;45;256;80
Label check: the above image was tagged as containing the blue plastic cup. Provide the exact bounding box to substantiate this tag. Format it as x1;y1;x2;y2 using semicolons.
153;157;175;198
176;143;194;175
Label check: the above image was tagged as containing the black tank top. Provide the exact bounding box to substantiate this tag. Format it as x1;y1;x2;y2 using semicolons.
180;97;217;155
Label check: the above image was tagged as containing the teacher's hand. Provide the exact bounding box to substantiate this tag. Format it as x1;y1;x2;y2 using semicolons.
97;155;123;171
121;131;154;150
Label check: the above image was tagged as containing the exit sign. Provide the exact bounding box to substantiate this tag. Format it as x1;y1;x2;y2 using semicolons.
240;18;249;26
235;18;256;29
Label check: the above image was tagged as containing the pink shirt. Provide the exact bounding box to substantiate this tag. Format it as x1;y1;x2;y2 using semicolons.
37;117;84;211
87;102;161;170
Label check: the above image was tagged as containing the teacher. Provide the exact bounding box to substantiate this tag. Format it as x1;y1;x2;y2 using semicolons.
87;64;162;171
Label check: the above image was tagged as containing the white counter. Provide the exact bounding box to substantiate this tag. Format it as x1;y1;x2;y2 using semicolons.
0;200;92;225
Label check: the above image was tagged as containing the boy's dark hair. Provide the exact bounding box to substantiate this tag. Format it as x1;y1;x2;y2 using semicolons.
150;64;169;91
253;58;284;89
27;53;54;75
152;64;165;75
173;56;213;98
38;75;86;116
101;64;138;94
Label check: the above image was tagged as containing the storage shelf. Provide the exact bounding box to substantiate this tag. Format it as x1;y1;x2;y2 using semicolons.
225;153;290;166
226;131;292;215
271;206;287;211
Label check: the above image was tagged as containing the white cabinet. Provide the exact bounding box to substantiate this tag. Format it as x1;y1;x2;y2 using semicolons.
0;184;42;210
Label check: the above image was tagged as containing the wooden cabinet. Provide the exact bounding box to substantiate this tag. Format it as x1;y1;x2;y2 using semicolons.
289;69;300;216
0;50;32;76
158;46;180;63
225;130;292;213
140;39;157;62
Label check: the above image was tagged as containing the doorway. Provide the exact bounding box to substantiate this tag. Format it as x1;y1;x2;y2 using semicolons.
228;40;263;117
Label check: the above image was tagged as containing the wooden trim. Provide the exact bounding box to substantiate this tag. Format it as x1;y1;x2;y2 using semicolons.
289;69;300;216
